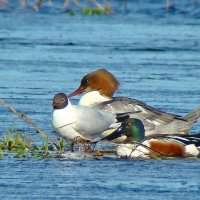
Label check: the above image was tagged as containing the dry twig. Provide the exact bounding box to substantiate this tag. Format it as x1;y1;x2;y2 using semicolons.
0;98;60;150
91;0;110;15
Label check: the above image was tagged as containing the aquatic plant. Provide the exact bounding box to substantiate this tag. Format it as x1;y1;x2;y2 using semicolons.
0;130;31;151
1;0;196;14
0;129;72;158
0;0;111;14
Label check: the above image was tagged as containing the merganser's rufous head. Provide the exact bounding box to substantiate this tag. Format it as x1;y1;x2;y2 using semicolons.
68;69;119;99
52;93;68;109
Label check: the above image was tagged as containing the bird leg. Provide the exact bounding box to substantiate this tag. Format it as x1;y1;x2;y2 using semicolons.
70;141;74;152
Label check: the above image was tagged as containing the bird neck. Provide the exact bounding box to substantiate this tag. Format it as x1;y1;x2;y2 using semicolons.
79;91;111;106
53;100;72;112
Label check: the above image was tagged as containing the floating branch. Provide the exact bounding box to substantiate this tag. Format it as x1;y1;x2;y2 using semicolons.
91;0;110;15
0;98;60;150
63;0;79;9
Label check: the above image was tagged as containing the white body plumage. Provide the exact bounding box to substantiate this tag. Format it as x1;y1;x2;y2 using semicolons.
52;98;118;141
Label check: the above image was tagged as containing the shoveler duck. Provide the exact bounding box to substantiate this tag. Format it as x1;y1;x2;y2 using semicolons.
101;118;200;158
52;93;132;142
68;69;200;136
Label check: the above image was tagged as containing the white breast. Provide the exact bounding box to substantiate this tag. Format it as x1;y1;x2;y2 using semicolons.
52;105;83;140
79;91;110;106
116;141;151;158
52;103;117;141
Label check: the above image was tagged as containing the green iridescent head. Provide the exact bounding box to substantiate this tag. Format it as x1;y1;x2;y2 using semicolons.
121;118;145;142
101;118;145;143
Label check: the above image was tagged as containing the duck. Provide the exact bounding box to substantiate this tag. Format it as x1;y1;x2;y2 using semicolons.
52;92;131;142
68;69;200;136
101;118;200;158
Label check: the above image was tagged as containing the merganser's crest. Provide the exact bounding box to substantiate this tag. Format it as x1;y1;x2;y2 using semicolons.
68;68;200;136
68;69;119;98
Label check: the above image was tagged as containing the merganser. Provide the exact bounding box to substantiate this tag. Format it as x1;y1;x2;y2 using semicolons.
68;69;200;136
52;93;130;142
101;118;200;158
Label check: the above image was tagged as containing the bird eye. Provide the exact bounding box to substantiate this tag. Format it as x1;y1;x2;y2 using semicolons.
127;122;132;126
61;98;65;102
81;78;89;86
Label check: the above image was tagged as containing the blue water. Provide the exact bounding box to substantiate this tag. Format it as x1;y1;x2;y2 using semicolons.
0;0;200;199
1;158;200;200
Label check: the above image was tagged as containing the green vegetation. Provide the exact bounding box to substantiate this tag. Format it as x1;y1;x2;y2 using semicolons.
0;129;70;158
1;0;193;15
82;7;109;15
0;0;113;15
0;129;110;159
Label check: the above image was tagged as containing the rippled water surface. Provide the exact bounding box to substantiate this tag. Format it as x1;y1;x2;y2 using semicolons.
0;1;200;199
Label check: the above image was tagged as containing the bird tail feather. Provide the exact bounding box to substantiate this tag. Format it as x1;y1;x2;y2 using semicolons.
183;107;200;124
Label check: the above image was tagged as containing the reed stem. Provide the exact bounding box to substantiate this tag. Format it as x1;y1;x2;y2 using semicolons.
0;98;60;150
